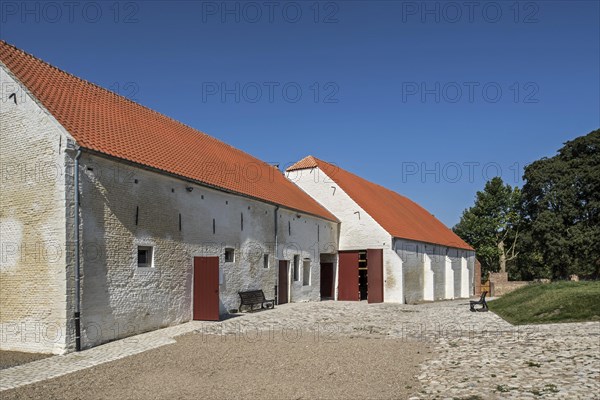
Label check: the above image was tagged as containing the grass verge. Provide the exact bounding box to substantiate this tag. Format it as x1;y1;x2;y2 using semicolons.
487;281;600;325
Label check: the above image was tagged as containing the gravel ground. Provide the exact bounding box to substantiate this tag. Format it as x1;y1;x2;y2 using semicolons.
1;332;432;400
0;351;51;370
3;300;595;398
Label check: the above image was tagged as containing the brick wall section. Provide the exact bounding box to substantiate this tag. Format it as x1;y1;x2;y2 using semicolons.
489;272;529;296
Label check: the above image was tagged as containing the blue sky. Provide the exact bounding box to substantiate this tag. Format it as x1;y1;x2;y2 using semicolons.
2;0;599;226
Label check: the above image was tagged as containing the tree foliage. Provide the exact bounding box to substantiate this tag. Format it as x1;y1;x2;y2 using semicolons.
453;177;521;278
521;129;600;279
454;129;600;281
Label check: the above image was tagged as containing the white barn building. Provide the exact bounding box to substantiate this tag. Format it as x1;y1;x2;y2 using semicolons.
0;41;339;354
1;41;474;355
286;156;475;304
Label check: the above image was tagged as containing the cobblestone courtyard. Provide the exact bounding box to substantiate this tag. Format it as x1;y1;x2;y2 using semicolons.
1;300;598;399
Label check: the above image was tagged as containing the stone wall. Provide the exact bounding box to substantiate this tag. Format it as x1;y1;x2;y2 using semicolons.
287;166;399;302
489;272;529;297
395;240;474;303
288;166;476;304
0;66;74;354
78;153;338;349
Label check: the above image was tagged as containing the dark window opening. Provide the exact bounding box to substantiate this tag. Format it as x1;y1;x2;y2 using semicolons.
225;248;234;262
137;246;153;268
293;255;300;281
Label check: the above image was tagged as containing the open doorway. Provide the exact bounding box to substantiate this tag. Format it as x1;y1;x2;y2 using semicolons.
358;251;368;300
338;249;383;303
320;262;334;299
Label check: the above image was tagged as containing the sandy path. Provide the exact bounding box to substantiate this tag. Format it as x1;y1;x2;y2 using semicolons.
0;351;51;370
1;332;431;399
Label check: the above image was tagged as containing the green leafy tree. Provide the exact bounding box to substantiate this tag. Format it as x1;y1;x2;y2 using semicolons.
521;129;600;279
453;177;522;278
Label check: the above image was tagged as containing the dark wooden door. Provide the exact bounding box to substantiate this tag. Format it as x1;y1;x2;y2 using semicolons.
338;251;359;301
367;249;384;303
278;260;288;304
320;262;334;299
193;256;220;321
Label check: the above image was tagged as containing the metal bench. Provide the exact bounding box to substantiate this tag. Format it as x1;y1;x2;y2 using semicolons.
469;291;489;312
238;289;275;313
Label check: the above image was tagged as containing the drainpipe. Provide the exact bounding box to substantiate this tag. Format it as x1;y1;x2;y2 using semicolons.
274;205;279;303
73;149;82;351
274;205;279;258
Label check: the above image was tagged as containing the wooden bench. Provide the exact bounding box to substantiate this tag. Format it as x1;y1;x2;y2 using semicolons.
238;290;275;313
469;291;489;312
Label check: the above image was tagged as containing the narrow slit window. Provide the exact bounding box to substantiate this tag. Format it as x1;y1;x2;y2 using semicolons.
263;254;269;269
302;259;311;286
293;255;300;281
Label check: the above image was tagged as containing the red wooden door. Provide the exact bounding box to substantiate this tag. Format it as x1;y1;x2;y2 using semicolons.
278;260;288;305
320;262;334;299
367;249;384;303
193;257;220;321
338;251;359;301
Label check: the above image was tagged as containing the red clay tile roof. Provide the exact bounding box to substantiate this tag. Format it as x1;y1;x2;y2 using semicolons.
288;156;474;250
0;41;336;222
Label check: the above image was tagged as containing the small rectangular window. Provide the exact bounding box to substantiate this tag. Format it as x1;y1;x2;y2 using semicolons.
137;246;153;268
224;248;235;263
293;255;300;281
263;254;269;269
302;259;311;286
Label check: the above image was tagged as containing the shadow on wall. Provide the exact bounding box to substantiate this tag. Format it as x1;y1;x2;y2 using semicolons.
79;156;191;349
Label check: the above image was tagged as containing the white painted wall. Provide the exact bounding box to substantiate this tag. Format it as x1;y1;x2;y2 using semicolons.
430;252;446;300
394;239;419;303
467;253;476;296
289;166;477;305
450;251;472;298
287;167;403;303
383;249;403;302
461;257;470;297
444;256;454;299
287;167;390;251
422;253;434;301
0;66;75;354
79;154;338;349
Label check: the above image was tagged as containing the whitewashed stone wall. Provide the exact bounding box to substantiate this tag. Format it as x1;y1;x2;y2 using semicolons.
78;154;338;349
287;167;402;302
0;66;74;354
288;165;475;304
448;247;475;298
395;240;475;303
0;64;339;353
443;256;454;299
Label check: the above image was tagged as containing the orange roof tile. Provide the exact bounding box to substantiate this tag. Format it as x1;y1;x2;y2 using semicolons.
288;156;473;250
0;41;336;222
